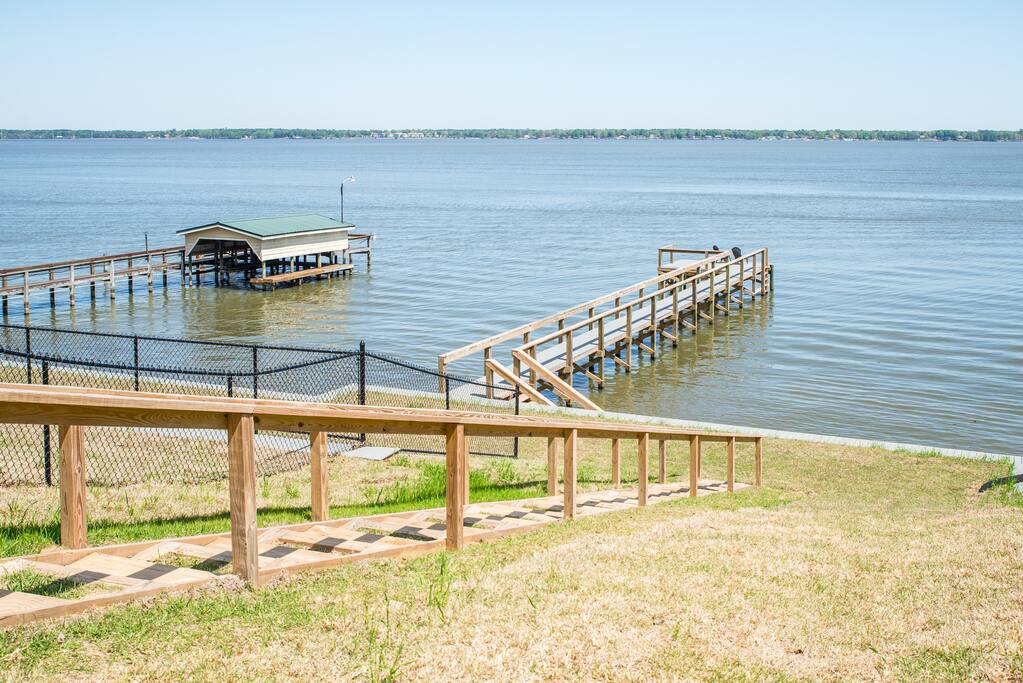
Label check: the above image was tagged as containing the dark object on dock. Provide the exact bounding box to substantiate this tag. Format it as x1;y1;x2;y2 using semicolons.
731;246;742;259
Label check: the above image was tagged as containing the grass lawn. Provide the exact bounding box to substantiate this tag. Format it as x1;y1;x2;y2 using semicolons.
0;435;1020;681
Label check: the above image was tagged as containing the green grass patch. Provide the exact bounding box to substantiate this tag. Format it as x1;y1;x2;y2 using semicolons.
0;458;547;557
0;568;115;600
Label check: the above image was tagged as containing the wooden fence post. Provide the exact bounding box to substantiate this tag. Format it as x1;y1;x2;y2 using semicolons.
726;436;736;493
546;437;558;495
637;433;649;506
310;431;329;521
563;429;577;520
689;435;700;498
445;424;466;550
227;414;259;586
58;425;87;549
755;437;763;487
611;438;620;489
658;439;667;484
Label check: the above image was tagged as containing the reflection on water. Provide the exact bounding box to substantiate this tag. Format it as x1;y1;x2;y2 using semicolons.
1;139;1021;453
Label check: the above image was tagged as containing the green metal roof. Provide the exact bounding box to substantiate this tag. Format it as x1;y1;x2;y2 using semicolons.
178;213;353;238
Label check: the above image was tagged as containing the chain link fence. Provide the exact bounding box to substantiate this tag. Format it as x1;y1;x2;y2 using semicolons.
0;324;519;486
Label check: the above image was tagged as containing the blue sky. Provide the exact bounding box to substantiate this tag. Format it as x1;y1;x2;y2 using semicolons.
1;1;1020;129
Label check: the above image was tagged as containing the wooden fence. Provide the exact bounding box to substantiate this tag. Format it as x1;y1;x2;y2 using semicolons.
0;383;763;586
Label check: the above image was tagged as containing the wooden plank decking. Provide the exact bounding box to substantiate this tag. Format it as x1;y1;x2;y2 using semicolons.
0;384;763;625
249;263;351;290
443;246;773;408
0;478;742;627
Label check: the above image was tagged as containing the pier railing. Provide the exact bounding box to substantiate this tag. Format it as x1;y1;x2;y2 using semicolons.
439;247;772;409
0;383;764;585
0;233;375;317
437;250;733;390
510;248;771;407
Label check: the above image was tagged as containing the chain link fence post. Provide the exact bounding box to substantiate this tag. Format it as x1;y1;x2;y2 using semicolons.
251;346;259;398
24;326;31;383
42;359;51;486
133;335;140;391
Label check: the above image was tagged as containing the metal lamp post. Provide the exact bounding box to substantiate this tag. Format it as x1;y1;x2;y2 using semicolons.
339;176;356;222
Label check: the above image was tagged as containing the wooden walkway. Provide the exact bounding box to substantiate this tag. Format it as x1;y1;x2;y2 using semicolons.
0;383;764;625
249;263;352;290
0;234;373;318
441;246;773;410
0;479;741;626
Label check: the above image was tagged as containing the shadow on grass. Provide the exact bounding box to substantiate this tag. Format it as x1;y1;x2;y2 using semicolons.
0;480;552;558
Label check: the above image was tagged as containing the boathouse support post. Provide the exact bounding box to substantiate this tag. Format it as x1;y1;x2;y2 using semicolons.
445;424;466;550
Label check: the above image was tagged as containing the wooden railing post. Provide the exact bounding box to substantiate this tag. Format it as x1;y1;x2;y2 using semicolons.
58;425;87;549
445;424;466;550
563;429;577;520
610;438;620;489
637;433;649;506
726;436;736;493
310;431;329;521
689;435;700;498
658;439;667;484
546;436;558;495
755;437;763;487
227;414;259;585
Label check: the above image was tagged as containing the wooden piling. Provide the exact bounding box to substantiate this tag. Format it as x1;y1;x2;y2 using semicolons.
755;437;763;487
610;438;620;489
658;439;667;483
563;429;577;520
637;433;649;506
726;436;735;493
310;431;329;521
445;424;466;550
546;437;558;495
58;425;87;549
689;435;700;497
227;414;259;585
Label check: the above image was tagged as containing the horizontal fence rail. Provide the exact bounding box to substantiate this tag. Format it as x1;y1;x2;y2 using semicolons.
0;383;765;587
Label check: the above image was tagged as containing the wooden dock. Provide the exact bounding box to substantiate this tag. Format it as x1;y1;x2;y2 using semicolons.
0;382;763;625
439;246;773;410
0;233;373;317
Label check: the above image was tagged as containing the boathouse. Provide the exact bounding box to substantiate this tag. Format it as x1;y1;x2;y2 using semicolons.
177;213;356;288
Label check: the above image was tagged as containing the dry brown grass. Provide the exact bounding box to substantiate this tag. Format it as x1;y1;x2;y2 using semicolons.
0;436;1020;681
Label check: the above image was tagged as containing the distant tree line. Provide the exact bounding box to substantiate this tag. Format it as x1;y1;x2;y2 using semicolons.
2;128;1021;141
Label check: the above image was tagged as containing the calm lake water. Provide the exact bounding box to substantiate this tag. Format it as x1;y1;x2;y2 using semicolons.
1;139;1020;453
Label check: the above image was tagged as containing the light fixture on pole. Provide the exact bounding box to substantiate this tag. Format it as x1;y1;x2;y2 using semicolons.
339;176;356;222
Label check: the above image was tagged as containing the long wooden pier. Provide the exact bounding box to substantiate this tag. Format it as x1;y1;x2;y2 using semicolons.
439;246;773;410
0;234;373;317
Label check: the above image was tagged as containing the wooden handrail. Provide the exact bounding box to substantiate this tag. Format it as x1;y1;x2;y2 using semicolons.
518;248;769;353
0;246;185;277
438;251;732;367
0;383;763;586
